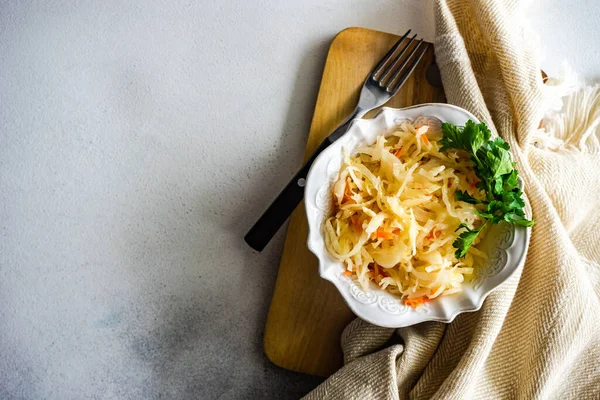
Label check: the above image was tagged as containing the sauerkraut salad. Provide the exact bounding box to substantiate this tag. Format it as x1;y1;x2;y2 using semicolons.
324;118;488;308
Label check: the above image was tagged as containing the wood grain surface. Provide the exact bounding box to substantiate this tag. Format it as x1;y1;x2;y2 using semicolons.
263;27;446;377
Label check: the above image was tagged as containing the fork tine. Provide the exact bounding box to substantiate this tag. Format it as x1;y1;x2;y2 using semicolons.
378;34;417;86
372;30;411;79
386;41;429;93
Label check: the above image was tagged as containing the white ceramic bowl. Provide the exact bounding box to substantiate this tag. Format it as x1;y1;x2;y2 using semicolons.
304;104;531;328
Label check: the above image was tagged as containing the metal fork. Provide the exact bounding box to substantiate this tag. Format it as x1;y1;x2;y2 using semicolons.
245;30;429;251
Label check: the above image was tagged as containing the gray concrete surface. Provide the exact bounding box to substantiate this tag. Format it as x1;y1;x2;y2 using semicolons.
0;1;595;399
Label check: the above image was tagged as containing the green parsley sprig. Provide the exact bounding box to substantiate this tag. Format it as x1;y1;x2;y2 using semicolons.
439;120;534;259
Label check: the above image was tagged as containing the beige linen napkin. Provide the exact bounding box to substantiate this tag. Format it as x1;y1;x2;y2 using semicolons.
304;0;600;398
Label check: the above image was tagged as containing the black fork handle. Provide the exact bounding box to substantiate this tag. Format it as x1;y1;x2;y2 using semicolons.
244;138;332;251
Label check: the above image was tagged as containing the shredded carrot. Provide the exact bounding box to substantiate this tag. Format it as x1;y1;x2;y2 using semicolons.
351;215;362;232
426;229;441;240
342;180;355;203
375;229;394;240
392;228;400;234
344;270;353;276
404;296;431;309
421;134;430;145
393;148;404;158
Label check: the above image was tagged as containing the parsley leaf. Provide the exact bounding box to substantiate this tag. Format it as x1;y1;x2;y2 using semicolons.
453;223;486;259
503;169;519;191
455;190;482;204
441;120;534;258
485;145;512;179
462;120;489;155
439;123;463;153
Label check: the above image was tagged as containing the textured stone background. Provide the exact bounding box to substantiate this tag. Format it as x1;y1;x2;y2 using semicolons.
0;0;597;399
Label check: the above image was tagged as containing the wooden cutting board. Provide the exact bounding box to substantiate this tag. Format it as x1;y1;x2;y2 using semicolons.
264;27;446;377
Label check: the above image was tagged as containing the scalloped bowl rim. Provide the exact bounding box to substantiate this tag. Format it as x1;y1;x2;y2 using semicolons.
304;104;531;328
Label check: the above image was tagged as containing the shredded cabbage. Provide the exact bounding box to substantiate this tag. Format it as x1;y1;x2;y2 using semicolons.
325;118;488;302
